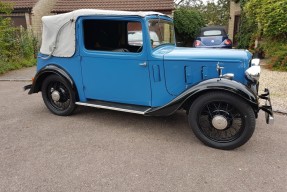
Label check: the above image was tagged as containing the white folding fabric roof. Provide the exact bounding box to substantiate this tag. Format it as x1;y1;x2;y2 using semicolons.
40;9;167;58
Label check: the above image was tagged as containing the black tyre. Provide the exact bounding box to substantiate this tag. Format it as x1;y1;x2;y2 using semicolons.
41;74;76;116
188;92;256;150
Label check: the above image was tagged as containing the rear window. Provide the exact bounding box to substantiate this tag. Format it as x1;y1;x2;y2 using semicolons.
203;30;222;36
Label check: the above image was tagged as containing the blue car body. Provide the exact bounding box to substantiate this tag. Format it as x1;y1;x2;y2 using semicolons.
37;43;249;107
25;10;273;149
36;15;250;107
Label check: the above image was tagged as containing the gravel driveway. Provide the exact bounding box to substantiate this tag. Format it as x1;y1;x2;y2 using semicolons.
261;66;287;113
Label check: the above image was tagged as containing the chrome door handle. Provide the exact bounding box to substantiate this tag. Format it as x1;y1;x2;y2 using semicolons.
139;62;147;67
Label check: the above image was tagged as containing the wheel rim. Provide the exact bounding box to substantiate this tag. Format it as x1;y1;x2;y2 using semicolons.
46;81;71;111
197;101;244;143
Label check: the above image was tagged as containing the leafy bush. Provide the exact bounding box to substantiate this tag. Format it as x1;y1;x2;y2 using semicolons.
0;1;37;74
245;0;287;40
261;40;287;71
174;7;205;46
236;0;287;71
236;11;257;49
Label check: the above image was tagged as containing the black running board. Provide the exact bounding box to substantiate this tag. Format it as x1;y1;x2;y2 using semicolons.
76;100;151;115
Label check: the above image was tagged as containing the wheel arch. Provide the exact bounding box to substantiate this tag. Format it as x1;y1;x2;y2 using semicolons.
146;78;259;116
28;65;79;100
183;88;258;114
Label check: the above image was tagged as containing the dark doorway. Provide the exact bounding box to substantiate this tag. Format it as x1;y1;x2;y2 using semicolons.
233;15;241;46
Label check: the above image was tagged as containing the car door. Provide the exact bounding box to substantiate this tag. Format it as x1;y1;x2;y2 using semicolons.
79;17;151;106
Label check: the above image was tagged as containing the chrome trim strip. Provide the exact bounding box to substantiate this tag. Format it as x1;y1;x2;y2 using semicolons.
75;102;149;115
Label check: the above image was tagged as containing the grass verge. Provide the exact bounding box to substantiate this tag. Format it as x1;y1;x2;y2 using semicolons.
0;58;36;75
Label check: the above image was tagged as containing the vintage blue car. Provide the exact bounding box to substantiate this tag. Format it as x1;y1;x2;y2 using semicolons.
25;9;273;150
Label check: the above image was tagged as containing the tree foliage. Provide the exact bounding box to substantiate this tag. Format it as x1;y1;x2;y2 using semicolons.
175;0;203;7
173;7;205;46
199;0;230;26
175;0;230;27
174;0;230;46
0;1;13;14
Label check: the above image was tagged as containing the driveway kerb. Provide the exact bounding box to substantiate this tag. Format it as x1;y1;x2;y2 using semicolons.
0;79;32;82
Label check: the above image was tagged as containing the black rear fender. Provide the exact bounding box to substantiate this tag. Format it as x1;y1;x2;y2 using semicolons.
28;65;76;96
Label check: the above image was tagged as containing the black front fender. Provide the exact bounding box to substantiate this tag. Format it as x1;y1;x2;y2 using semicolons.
27;65;75;94
146;78;259;116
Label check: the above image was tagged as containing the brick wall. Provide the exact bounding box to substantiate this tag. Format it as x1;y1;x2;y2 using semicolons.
31;0;57;38
228;1;241;42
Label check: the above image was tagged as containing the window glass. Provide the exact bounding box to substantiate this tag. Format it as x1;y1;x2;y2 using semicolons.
128;22;143;46
83;20;143;53
203;30;222;36
148;19;175;49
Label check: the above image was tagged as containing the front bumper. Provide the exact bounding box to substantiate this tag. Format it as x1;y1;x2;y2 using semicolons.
23;84;32;91
259;88;274;124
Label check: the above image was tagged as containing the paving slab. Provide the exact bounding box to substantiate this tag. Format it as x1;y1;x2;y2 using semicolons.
0;81;286;192
0;66;36;81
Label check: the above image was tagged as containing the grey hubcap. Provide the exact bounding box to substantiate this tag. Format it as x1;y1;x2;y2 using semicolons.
211;115;228;130
51;90;60;102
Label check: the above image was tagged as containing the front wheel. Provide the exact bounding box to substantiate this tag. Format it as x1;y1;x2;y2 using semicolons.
188;92;256;150
41;74;76;116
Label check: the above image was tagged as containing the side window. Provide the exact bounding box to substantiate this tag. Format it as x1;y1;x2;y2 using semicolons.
83;19;143;53
127;22;143;46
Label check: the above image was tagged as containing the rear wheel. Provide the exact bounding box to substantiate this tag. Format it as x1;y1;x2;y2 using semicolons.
188;92;256;150
41;75;76;116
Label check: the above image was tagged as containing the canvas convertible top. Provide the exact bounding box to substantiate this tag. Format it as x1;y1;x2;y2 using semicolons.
40;9;167;58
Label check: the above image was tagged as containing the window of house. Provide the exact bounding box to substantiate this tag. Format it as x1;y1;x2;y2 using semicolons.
2;16;27;28
83;20;143;53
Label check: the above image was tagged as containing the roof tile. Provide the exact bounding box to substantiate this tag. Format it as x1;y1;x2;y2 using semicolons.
1;0;38;9
52;0;174;13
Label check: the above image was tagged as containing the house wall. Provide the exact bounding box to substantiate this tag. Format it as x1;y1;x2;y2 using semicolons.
31;0;57;38
228;1;241;42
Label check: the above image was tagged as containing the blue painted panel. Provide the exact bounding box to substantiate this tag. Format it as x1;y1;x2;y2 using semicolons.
164;47;251;62
160;46;252;96
164;60;246;96
78;16;152;106
202;66;208;80
81;56;151;106
148;60;174;106
36;54;87;102
152;65;161;82
185;66;193;84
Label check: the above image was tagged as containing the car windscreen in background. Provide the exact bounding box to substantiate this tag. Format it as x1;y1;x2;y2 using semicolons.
203;30;222;36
